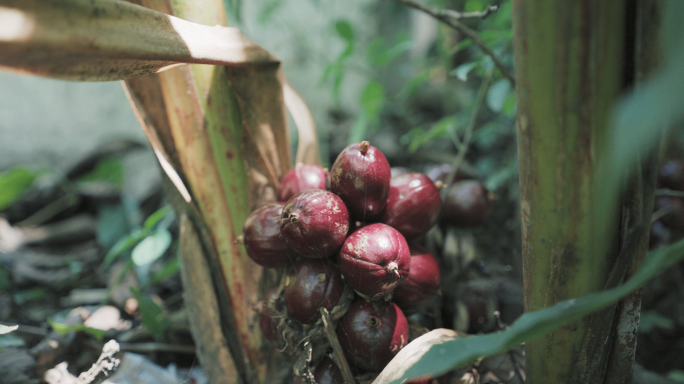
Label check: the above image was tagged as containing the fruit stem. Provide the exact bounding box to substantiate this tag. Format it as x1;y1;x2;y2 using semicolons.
387;262;400;279
290;213;299;223
359;141;370;154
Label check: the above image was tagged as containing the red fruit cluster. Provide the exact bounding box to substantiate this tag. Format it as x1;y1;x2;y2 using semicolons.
242;141;494;376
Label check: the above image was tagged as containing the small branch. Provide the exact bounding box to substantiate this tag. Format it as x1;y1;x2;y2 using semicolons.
320;308;356;384
655;188;684;198
445;71;493;187
391;0;515;86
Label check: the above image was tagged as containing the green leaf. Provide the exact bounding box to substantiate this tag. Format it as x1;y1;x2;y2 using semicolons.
451;62;478;82
257;0;282;24
361;80;385;123
0;324;18;335
76;157;123;186
47;319;105;341
376;238;684;383
335;20;355;44
464;0;483;12
150;256;181;285
0;168;37;210
100;228;148;271
144;205;172;229
486;79;511;112
367;35;412;68
12;288;47;305
639;310;675;333
0;334;24;348
0;266;11;292
97;204;131;251
349;114;369;146
402;116;459;153
132;229;172;267
668;370;684;383
130;288;168;340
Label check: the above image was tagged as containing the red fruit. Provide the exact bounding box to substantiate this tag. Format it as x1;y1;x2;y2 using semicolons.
391;167;411;178
277;164;327;202
658;159;684;191
243;203;299;268
336;300;409;373
330;141;391;220
393;244;441;309
408;374;450;384
259;287;286;349
426;163;465;183
280;190;350;258
294;356;344;384
381;173;442;239
338;223;410;299
443;180;493;227
284;259;346;324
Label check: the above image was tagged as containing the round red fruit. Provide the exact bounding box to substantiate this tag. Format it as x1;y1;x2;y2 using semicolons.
243;202;298;268
336;300;409;373
330;141;391;220
393;244;441;309
284;259;346;324
277;163;327;202
280;190;350;258
443;180;493;227
381;173;442;239
294;356;344;384
338;223;410;299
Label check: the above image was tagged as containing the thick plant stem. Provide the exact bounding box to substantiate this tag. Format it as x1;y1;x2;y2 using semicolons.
512;1;626;382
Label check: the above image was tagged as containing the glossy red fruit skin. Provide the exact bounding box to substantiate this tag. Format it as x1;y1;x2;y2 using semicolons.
330;141;391;220
284;259;346;324
407;374;450;384
443;180;493;227
280;190;350;258
336;300;409;373
381;173;442;239
338;223;411;299
243;203;299;268
658;159;684;191
393;244;441;309
426;163;465;183
277;164;328;202
259;287;286;349
294;356;344;384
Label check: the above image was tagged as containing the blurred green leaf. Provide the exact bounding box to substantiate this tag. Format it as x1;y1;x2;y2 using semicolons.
0;168;37;210
464;0;483;12
402;116;459;153
640;310;675;333
668;370;684;383
472;122;504;150
132;229;172;267
349;114;369;145
0;266;11;292
47;319;105;341
257;0;282;24
0;324;18;335
451;62;478;82
361;80;385;123
150;256;181;286
335;20;355;45
100;228;148;271
0;334;24;348
97;204;131;251
131;288;168;340
398;70;430;100
502;93;517;117
367;35;412;68
486;79;511;112
378;238;684;383
12;288;47;305
76;157;123;186
144;206;172;229
485;162;518;191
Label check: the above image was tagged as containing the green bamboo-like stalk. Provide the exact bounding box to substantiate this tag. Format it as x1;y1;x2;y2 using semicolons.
512;1;626;382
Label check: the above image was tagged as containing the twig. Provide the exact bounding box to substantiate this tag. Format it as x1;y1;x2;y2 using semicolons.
655;188;684;198
319;308;356;384
445;71;493;187
391;0;515;86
